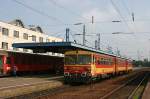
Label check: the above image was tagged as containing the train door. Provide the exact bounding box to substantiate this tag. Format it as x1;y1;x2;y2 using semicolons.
114;57;118;75
0;56;3;75
92;54;96;76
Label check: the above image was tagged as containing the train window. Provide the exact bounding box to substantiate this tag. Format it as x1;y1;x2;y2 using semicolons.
99;58;104;64
6;57;11;64
78;55;91;65
0;57;2;67
98;57;112;65
108;58;112;65
65;55;77;65
97;59;100;64
93;56;96;63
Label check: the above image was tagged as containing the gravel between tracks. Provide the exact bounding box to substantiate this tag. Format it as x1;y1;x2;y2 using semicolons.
8;69;149;99
104;72;149;99
38;71;148;99
8;70;144;99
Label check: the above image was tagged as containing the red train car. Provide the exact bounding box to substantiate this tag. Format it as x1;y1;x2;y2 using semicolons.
0;50;11;75
94;53;116;77
64;50;133;83
126;59;133;72
116;57;127;74
0;50;63;76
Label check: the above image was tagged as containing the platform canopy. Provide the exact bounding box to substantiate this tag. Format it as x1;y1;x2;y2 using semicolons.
12;42;115;56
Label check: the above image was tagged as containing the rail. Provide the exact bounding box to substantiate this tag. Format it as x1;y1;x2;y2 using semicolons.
100;72;148;99
128;73;149;99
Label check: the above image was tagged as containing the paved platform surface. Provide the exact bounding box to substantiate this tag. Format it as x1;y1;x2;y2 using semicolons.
142;76;150;99
0;75;63;98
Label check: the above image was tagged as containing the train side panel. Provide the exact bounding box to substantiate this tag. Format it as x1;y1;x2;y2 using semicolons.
11;53;64;73
1;55;11;75
127;60;133;72
93;54;116;76
1;51;64;75
116;58;127;74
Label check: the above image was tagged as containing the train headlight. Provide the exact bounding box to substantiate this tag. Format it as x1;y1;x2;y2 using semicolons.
81;72;87;77
64;72;70;76
6;67;10;70
64;67;68;70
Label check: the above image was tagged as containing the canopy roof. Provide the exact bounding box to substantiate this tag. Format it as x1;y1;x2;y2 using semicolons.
13;42;118;57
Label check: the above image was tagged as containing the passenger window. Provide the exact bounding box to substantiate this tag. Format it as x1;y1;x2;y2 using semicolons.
93;56;95;64
6;57;11;64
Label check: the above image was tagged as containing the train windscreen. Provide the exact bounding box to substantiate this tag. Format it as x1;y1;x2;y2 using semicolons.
78;55;91;65
65;55;91;65
65;55;77;65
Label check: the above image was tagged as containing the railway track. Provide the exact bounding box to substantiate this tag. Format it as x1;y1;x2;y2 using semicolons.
7;70;149;99
101;72;149;99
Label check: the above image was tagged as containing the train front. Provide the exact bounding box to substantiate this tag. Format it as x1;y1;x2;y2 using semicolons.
64;50;92;83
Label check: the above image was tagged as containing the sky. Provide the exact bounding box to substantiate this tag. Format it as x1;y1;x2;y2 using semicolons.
0;0;150;60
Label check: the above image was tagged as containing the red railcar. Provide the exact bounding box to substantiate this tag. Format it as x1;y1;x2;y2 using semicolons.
0;50;63;76
126;59;133;72
64;50;133;83
116;57;127;74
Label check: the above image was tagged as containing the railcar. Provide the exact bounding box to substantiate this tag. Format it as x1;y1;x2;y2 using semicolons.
64;50;132;83
126;59;133;72
116;57;127;74
0;51;11;75
0;50;64;76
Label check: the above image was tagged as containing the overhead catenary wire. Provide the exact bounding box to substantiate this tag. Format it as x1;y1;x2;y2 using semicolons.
110;0;134;33
120;0;141;42
69;29;80;43
12;0;65;24
121;0;138;31
50;29;66;36
48;0;90;22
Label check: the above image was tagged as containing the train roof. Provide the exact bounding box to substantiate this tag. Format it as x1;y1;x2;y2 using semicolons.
12;42;127;59
0;49;63;58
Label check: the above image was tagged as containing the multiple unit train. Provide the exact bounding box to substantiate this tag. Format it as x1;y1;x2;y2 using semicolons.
0;47;133;84
0;50;63;75
64;50;132;83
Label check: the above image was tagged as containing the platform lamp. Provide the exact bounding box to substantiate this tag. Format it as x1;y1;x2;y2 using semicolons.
66;28;70;42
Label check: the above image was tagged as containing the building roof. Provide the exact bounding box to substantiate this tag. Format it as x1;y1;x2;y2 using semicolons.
12;42;117;57
9;19;44;33
9;19;25;28
28;25;44;33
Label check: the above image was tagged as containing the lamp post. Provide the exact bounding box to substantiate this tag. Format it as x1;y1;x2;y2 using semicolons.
66;28;70;42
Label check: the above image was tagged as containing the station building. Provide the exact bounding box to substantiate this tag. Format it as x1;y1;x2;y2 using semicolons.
0;19;63;53
0;19;64;75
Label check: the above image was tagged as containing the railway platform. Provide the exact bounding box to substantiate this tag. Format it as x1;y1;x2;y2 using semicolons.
142;75;150;99
0;75;63;98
